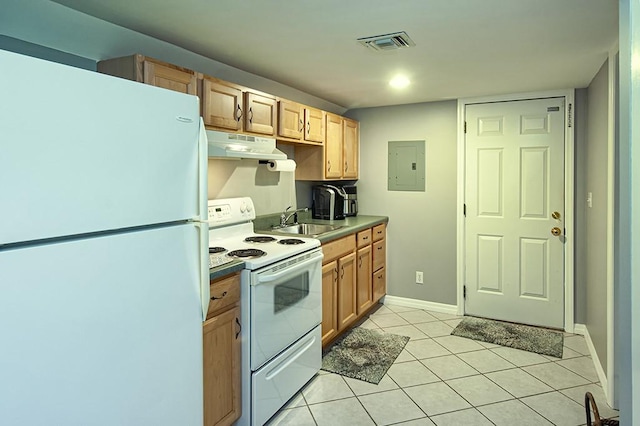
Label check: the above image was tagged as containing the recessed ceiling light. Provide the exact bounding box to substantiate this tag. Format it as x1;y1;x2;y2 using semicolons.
389;75;410;89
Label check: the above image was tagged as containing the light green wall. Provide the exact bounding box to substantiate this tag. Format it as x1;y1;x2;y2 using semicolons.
584;59;610;372
347;101;458;305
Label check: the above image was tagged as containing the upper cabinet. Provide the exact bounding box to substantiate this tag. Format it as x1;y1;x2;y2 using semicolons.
201;76;276;135
304;107;325;144
97;54;197;95
295;114;360;181
278;99;304;140
201;78;243;131
98;53;358;179
277;102;324;145
342;118;359;179
324;113;343;179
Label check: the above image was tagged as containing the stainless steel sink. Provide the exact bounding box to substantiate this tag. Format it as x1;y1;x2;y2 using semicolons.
271;223;343;236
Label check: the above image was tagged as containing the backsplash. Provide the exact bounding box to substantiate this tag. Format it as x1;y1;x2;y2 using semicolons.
207;156;297;216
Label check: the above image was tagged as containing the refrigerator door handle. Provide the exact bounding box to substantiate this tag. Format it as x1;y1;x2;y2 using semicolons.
197;117;208;221
196;118;210;320
195;220;210;320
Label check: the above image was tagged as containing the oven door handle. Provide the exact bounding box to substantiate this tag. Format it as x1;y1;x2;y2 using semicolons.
256;253;323;284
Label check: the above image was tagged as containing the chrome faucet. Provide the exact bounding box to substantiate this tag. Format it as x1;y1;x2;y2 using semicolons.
280;206;308;227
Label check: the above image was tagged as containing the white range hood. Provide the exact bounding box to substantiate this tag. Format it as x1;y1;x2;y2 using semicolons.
206;129;286;160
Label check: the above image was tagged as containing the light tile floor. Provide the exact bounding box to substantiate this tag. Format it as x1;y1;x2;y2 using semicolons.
266;303;619;426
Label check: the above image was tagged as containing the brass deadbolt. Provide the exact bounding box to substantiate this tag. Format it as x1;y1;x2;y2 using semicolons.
552;211;561;220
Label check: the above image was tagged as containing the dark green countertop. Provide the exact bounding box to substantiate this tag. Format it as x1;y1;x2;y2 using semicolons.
208;214;389;280
209;260;244;281
254;213;389;244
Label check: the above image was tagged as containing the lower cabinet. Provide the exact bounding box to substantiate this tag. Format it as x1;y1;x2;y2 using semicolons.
337;251;357;330
321;262;338;344
320;234;357;347
203;273;241;426
321;223;387;348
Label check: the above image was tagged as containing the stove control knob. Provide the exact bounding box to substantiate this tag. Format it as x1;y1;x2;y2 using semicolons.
240;202;247;213
246;203;253;212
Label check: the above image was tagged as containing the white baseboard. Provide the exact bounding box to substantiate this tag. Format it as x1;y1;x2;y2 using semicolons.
573;323;608;396
383;295;458;315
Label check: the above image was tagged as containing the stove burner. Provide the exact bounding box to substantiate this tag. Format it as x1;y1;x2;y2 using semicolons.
244;236;277;243
278;238;306;245
228;249;267;258
209;246;227;254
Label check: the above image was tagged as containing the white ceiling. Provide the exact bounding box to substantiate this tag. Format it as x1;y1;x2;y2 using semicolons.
52;0;618;109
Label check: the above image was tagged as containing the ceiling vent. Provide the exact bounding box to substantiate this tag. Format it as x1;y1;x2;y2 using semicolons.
357;31;416;51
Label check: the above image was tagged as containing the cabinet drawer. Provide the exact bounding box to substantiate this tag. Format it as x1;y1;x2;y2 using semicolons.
372;224;386;242
207;273;240;318
322;235;356;264
372;240;386;272
356;229;372;248
373;267;386;301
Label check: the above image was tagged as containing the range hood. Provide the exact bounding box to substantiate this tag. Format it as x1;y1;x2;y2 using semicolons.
206;130;287;160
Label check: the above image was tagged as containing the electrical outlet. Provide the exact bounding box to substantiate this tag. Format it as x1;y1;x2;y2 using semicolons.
416;271;424;284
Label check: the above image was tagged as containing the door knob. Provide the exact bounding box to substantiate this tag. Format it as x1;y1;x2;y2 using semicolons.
552;211;561;220
551;227;562;236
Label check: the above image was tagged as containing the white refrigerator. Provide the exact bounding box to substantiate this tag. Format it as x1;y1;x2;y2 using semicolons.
0;50;209;425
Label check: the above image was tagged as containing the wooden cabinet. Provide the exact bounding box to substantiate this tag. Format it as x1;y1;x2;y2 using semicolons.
304;107;325;143
322;262;339;344
321;223;387;347
97;54;197;95
356;244;373;314
278;99;304;140
201;76;276;135
337;251;357;330
244;91;277;135
201;78;243;131
320;234;356;347
343;118;359;179
277;102;325;145
372;224;387;303
203;273;241;426
294;115;359;181
325;113;344;179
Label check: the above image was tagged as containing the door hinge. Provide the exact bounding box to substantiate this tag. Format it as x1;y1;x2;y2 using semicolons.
463;203;466;217
567;103;572;128
463;285;467;299
464;121;467;133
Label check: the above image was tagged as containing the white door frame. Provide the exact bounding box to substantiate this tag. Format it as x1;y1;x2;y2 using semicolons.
456;89;576;333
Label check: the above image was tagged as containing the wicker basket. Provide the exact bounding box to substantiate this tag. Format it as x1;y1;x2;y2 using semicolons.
585;392;619;426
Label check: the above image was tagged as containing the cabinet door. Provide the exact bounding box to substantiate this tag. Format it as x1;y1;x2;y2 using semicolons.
356;245;373;315
203;306;241;426
244;91;277;135
337;251;357;331
322;261;338;346
304;107;325;143
202;78;243;131
278;100;303;140
325;113;343;179
373;267;386;302
343;118;359;179
143;60;197;95
372;239;386;272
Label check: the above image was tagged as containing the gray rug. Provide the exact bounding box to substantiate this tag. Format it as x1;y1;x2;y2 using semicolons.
322;328;409;384
451;316;564;358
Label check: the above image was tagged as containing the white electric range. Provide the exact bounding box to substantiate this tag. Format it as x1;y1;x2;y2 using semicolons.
207;197;323;426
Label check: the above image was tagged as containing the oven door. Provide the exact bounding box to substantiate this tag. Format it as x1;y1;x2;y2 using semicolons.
250;248;323;370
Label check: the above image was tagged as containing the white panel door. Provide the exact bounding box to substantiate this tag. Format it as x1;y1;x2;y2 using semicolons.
464;98;565;328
